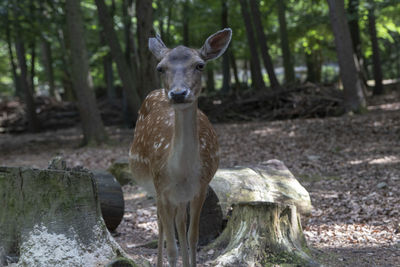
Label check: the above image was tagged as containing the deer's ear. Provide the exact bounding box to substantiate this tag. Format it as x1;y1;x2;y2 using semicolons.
200;28;232;61
149;35;169;60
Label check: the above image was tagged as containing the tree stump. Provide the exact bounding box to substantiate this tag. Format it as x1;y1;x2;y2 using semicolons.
207;202;318;266
209;160;312;218
0;166;134;267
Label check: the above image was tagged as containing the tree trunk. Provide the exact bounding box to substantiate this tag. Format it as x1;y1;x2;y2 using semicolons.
206;65;215;93
182;0;190;46
249;0;281;90
5;11;21;98
230;51;240;89
277;0;295;84
306;50;322;83
165;0;173;46
368;3;384;95
0;166;134;266
327;0;367;112
55;27;75;101
15;38;39;132
136;0;159;98
29;39;36;97
220;0;231;94
95;0;141;123
239;0;266;91
347;0;361;60
66;0;108;145
41;40;58;99
99;20;116;101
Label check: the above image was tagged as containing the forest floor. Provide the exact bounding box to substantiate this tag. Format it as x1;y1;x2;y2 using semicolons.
0;93;399;266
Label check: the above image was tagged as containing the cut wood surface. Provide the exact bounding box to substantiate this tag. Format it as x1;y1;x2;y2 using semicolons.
0;166;134;267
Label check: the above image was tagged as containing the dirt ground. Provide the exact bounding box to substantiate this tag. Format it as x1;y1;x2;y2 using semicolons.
1;95;399;266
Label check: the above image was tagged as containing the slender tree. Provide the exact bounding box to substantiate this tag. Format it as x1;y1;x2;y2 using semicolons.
239;0;266;90
327;0;366;112
95;0;142;122
182;0;190;46
136;0;159;98
221;0;231;94
367;1;383;95
249;0;280;89
13;2;39;132
4;8;21;97
277;0;295;83
65;0;108;145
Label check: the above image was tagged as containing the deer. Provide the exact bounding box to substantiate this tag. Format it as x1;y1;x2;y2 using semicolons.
128;28;232;267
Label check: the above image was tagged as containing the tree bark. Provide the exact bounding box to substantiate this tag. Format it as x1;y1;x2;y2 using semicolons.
347;0;361;60
182;0;190;46
277;0;295;84
327;0;367;112
249;0;281;89
221;0;231;94
368;2;384;95
208;202;317;267
0;166;133;266
15;37;39;132
230;51;240;89
66;0;108;145
41;40;58;99
306;50;322;83
206;65;215;93
95;0;141;123
136;0;159;98
239;0;266;91
5;10;21;98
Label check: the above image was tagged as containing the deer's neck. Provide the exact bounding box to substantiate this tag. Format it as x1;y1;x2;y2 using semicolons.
169;103;200;170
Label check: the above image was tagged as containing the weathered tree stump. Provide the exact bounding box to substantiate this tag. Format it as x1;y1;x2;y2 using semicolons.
93;171;125;231
207;202;318;266
210;160;312;218
0;166;135;267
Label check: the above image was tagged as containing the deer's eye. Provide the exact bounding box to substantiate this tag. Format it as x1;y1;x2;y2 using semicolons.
156;66;164;73
196;63;205;71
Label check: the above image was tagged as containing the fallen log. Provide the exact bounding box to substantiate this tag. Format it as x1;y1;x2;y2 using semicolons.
0;166;135;267
93;171;125;232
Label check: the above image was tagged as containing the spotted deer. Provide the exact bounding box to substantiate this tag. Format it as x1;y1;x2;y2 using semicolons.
128;29;232;267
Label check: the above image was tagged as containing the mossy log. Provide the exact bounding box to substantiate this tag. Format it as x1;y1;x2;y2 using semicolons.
208;202;318;266
0;166;135;267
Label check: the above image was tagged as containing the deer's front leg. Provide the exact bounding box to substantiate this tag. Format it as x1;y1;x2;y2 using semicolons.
158;199;178;267
188;187;207;267
176;202;189;267
156;210;164;267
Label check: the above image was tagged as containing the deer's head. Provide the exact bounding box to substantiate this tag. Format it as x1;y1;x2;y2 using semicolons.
149;28;232;108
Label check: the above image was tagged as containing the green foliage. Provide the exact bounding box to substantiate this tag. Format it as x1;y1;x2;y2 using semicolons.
0;0;398;98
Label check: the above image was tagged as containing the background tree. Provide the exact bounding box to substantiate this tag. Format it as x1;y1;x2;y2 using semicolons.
65;0;107;145
367;1;383;95
327;0;366;112
239;0;266;91
249;0;280;89
277;0;295;84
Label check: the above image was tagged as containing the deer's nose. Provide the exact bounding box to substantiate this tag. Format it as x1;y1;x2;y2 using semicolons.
168;89;189;103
